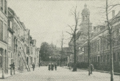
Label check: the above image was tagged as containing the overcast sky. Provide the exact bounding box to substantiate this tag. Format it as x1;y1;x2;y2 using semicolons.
8;0;120;48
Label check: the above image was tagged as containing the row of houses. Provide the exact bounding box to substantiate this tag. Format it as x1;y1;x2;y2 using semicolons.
68;4;120;72
0;0;40;78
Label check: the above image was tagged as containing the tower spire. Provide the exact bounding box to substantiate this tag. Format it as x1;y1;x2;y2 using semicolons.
84;4;87;8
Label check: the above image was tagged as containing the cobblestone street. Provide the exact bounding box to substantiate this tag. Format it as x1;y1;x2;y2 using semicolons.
0;66;120;81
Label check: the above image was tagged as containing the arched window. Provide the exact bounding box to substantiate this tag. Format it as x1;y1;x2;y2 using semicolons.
84;16;87;20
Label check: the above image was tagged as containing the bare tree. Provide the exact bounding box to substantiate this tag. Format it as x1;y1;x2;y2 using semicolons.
103;0;120;81
66;6;81;71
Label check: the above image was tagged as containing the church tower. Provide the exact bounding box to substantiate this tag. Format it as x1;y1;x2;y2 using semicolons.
81;4;90;23
80;4;92;35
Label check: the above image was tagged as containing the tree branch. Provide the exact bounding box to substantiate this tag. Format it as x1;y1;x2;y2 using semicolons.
108;4;120;11
66;31;73;35
67;25;74;32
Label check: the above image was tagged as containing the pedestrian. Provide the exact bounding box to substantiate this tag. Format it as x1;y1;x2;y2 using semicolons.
51;63;54;70
32;63;35;71
10;63;13;75
13;62;15;75
55;63;57;70
48;63;51;71
89;64;94;75
53;63;54;70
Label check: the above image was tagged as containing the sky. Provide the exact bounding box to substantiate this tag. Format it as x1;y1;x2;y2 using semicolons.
8;0;120;48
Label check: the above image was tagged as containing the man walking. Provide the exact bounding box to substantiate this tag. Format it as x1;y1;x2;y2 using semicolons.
32;63;35;71
10;63;13;75
13;62;15;75
89;64;94;74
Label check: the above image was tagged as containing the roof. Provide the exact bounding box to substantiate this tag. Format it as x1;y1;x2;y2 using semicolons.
8;7;15;16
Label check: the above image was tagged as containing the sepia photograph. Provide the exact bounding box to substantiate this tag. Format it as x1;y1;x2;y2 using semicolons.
0;0;120;81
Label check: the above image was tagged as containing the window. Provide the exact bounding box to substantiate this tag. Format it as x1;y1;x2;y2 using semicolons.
103;55;105;62
98;56;100;63
0;20;3;40
9;21;12;29
8;32;12;47
3;24;7;42
95;41;97;52
84;16;87;20
82;47;84;52
4;0;5;13
3;0;7;14
0;0;1;9
0;0;3;11
98;40;100;51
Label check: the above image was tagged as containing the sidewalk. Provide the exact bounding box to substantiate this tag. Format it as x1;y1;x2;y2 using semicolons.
63;66;120;81
64;66;120;75
0;66;40;79
0;69;20;79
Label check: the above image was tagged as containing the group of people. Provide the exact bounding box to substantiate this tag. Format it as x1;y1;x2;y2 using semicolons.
48;63;57;71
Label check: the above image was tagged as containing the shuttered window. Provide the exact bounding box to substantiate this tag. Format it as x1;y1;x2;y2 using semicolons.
0;0;1;9
0;20;3;40
5;0;7;14
3;24;7;42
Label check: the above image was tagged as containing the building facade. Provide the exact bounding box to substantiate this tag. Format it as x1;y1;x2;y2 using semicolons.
0;0;8;77
69;5;120;72
0;2;39;77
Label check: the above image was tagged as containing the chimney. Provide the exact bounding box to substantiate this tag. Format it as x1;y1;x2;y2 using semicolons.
112;10;115;18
